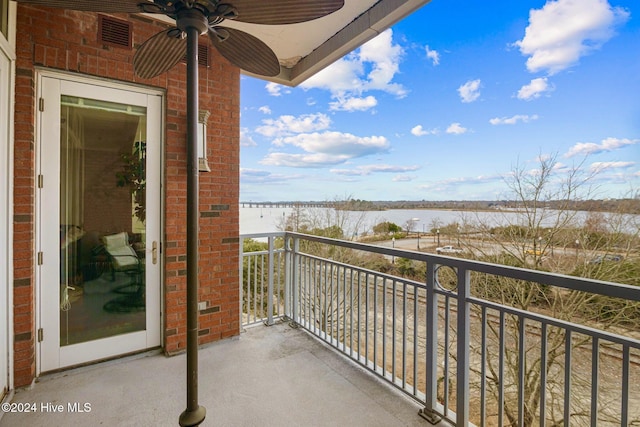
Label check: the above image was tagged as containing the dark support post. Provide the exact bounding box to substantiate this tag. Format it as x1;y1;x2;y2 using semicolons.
179;11;207;427
419;261;442;424
456;267;470;425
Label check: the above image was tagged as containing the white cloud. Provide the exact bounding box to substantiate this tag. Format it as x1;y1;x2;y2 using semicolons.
458;79;481;103
551;161;570;172
425;45;440;65
329;96;378;112
240;168;271;178
489;114;539;125
392;175;415;182
300;29;407;109
411;125;438;136
420;174;503;190
359;30;406;96
240;128;257;147
275;132;389;156
240;168;304;184
446;123;468;134
265;82;284;96
565;137;640;157
331;164;420;176
258;106;271;114
262;132;389;168
260;152;352;168
517;77;553;100
256;113;331;138
515;0;630;75
590;161;635;172
300;56;363;94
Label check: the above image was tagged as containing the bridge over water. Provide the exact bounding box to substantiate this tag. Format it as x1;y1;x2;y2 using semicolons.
240;201;332;209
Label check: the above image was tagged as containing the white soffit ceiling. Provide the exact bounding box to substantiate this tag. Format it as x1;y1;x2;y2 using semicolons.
238;0;432;86
154;0;431;87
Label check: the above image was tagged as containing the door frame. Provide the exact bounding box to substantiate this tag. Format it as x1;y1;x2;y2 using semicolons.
34;69;165;374
0;10;15;399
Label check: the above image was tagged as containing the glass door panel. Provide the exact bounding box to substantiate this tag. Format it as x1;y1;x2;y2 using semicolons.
59;96;147;346
38;74;161;372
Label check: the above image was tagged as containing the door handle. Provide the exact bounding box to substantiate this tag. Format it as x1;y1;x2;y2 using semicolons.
152;241;158;265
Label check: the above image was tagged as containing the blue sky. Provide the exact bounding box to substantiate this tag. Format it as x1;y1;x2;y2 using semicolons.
239;0;640;202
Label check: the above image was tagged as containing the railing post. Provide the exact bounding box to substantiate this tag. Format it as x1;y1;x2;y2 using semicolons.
238;236;244;332
420;261;442;424
456;267;470;425
264;235;275;326
283;235;291;319
291;236;300;324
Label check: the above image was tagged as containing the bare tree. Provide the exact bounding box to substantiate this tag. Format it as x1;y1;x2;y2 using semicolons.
281;196;372;339
455;154;639;426
462;154;597;267
429;217;443;243
277;203;308;232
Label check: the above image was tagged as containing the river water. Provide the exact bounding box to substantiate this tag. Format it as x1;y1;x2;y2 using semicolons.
239;206;605;235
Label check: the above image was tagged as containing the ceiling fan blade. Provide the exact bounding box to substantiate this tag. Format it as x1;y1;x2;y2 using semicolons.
224;0;344;25
209;26;280;77
134;28;187;79
14;0;147;13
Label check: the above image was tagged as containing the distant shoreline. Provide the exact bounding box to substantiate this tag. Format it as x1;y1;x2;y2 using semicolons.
240;198;639;215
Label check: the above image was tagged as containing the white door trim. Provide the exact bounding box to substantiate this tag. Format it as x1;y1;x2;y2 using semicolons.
35;69;164;374
0;26;15;399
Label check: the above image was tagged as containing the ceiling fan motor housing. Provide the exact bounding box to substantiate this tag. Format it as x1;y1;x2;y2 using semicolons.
177;8;209;35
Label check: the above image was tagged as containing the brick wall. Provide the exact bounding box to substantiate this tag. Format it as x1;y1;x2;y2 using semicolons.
82;146;134;235
14;5;240;387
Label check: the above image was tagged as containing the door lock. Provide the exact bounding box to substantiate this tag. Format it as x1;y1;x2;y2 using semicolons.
152;241;158;264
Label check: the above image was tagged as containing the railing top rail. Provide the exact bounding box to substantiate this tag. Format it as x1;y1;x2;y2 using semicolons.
242;249;272;256
274;231;640;302
294;250;427;290
241;232;285;240
469;295;640;348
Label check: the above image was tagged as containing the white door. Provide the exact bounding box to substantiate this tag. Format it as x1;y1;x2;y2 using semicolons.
0;39;12;400
37;73;162;372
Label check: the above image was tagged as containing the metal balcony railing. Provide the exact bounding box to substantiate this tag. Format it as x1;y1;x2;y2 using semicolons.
240;232;640;426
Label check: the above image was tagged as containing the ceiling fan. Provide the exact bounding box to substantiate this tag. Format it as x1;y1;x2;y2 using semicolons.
18;0;345;78
16;1;345;426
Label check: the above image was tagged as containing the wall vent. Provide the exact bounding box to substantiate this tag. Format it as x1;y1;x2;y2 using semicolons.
182;43;210;68
98;15;132;49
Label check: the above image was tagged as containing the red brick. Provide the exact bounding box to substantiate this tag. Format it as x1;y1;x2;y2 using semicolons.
13;4;240;385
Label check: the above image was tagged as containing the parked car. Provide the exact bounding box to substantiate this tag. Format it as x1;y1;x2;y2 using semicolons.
436;245;463;254
588;254;623;264
525;248;544;256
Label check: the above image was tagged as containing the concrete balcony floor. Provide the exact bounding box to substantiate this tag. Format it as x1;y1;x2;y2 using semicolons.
1;322;442;426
